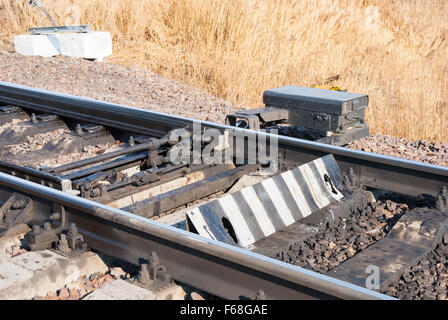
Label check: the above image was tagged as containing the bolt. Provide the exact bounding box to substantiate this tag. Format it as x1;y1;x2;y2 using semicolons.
49;212;60;220
30;113;37;124
11;199;26;210
436;186;448;212
344;167;359;192
255;290;266;300
58;234;71;253
346;167;356;184
75;124;83;135
68;223;78;237
138;263;151;285
43;222;51;231
128;136;135;146
149;252;159;268
91;187;101;197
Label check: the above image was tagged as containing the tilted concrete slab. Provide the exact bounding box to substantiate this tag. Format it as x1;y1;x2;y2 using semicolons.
83;279;186;300
0;250;107;299
186;154;348;248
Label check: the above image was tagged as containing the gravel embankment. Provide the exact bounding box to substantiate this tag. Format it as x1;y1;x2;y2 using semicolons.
0;51;237;123
348;135;448;167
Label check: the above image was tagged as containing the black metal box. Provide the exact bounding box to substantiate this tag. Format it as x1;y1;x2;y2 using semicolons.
263;86;368;132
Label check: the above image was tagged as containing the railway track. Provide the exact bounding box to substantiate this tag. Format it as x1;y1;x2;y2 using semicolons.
0;81;447;300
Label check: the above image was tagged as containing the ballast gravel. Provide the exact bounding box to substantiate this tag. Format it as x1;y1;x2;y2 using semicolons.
276;199;408;273
348;134;448;167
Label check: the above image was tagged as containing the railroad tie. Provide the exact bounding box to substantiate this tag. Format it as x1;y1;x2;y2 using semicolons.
327;207;448;291
186;154;348;248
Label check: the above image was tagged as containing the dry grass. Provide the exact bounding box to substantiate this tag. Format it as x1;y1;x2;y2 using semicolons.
1;0;447;141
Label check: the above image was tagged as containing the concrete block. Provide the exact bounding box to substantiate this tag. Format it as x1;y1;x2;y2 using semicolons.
14;32;112;60
14;34;59;58
58;32;112;60
186;154;346;248
83;280;186;300
0;250;107;299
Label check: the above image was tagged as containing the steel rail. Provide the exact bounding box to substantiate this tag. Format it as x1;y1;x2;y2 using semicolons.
0;160;72;191
0;172;391;300
52;140;157;173
1;82;447;197
0;82;176;138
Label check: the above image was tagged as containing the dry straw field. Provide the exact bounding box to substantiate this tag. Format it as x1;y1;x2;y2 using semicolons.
1;0;447;141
